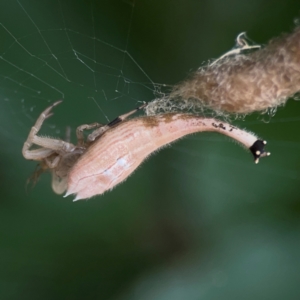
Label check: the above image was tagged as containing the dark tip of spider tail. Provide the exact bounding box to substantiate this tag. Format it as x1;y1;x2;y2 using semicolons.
249;140;271;164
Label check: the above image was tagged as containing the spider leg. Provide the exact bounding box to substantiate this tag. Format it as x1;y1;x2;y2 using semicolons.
107;103;147;127
76;122;103;146
45;155;60;169
26;151;60;189
23;148;55;160
65;126;71;143
22;100;77;160
87;103;147;142
22;101;62;158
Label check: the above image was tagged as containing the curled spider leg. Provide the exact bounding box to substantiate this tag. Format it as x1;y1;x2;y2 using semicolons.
87;103;147;142
76;122;103;146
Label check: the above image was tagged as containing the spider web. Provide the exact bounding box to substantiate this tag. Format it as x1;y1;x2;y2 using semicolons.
1;0;300;299
0;0;167;149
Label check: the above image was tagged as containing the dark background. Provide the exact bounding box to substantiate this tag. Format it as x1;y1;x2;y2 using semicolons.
0;0;300;299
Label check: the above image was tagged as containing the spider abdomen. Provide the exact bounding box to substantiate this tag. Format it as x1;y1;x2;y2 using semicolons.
67;118;157;200
66;113;269;201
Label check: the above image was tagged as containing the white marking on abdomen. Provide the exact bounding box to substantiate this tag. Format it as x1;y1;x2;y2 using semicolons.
100;156;132;188
116;157;130;169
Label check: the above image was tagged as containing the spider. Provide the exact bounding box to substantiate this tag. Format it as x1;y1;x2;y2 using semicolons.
22;101;270;201
22;100;146;195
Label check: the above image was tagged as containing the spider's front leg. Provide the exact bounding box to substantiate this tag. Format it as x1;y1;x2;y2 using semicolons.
86;103;147;143
22;100;76;161
22;100;62;160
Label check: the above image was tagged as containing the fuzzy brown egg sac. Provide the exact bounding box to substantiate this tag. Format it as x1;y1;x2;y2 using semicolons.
168;27;300;115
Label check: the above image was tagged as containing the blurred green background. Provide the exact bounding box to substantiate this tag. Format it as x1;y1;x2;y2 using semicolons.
1;0;300;299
